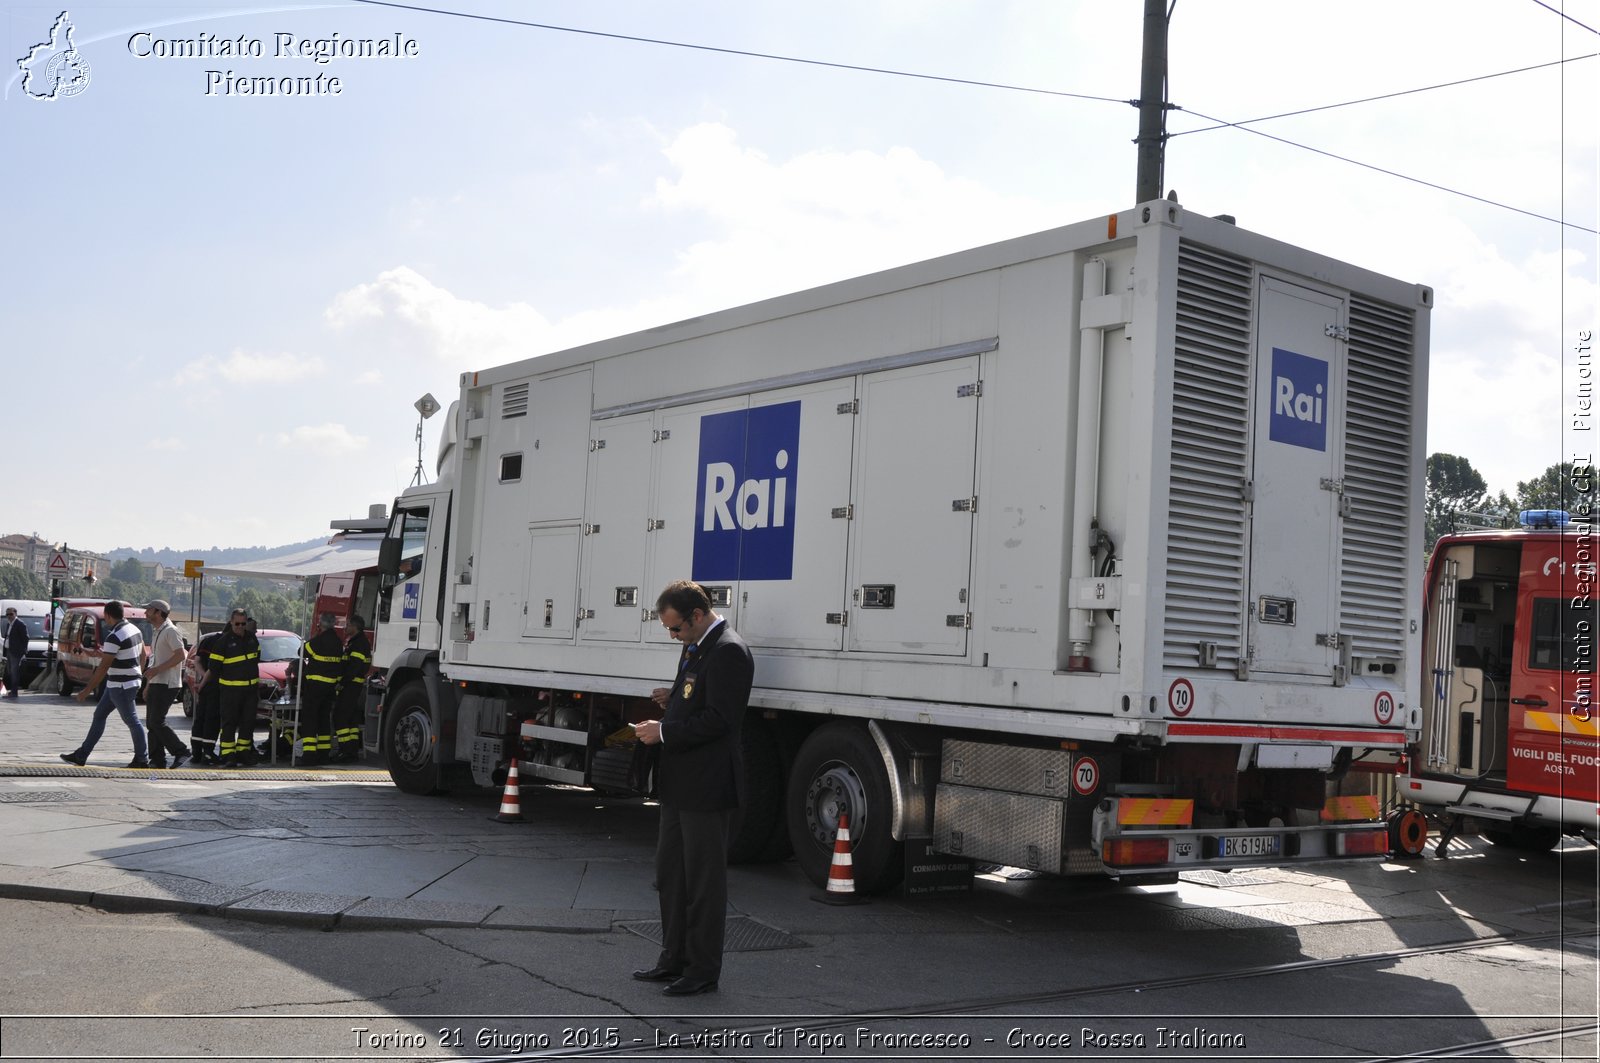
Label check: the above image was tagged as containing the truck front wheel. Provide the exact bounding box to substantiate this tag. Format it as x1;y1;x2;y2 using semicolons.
786;723;903;893
384;681;443;795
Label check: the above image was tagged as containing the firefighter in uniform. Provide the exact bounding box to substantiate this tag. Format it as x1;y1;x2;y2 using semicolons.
297;612;345;765
210;609;261;767
190;628;226;765
332;615;371;762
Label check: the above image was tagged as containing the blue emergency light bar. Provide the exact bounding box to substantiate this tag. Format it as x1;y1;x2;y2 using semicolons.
1519;509;1570;528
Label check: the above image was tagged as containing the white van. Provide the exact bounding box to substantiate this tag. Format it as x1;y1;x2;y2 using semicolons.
0;599;55;688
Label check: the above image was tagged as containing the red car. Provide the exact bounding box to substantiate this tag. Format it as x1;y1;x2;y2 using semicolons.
55;601;154;697
181;628;304;721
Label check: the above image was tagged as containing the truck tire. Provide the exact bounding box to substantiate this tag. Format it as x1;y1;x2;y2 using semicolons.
383;681;444;795
786;722;903;893
728;717;790;865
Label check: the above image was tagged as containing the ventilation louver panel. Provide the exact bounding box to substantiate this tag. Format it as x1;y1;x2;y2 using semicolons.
1164;243;1254;670
1339;296;1415;661
502;382;529;420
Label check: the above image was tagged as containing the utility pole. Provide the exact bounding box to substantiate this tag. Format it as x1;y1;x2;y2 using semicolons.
1134;0;1170;204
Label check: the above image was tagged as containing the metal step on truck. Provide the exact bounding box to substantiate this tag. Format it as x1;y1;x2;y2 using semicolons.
361;197;1432;892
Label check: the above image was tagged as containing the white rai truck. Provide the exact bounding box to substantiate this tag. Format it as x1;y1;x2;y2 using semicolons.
364;199;1432;892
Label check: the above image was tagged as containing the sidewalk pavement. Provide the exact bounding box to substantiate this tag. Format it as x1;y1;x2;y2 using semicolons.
0;691;688;934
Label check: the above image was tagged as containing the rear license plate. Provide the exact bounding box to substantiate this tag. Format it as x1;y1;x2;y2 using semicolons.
1221;834;1281;858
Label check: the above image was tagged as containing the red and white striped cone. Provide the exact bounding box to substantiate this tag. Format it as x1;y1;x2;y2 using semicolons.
492;759;524;823
813;811;868;904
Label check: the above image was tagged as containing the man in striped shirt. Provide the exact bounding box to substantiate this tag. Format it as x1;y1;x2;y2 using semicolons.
60;601;150;768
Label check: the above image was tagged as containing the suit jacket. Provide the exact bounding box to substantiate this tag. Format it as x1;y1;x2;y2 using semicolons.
4;619;26;656
657;620;753;812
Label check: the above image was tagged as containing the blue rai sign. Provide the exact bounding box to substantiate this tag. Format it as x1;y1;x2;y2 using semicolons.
401;582;421;620
692;401;801;582
1268;347;1329;452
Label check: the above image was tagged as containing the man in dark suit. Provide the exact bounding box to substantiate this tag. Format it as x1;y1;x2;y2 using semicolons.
631;580;753;997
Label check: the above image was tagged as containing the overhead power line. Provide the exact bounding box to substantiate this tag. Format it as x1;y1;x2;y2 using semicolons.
347;0;1129;105
1180;105;1597;234
1528;0;1600;36
350;0;1595;234
1170;53;1597;137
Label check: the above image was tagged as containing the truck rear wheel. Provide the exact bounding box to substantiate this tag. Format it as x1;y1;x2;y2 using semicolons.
786;723;903;893
384;681;443;795
728;716;790;865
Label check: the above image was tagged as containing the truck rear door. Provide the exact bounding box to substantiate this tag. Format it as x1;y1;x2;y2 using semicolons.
1247;276;1346;678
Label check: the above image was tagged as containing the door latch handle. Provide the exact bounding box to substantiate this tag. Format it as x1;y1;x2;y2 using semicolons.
1510;696;1549;706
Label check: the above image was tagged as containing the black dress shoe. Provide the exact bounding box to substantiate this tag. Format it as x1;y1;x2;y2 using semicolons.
59;752;87;766
662;976;718;996
125;759;151;769
631;965;683;982
169;754;190;770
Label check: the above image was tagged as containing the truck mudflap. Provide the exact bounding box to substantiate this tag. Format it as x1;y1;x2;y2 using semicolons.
1090;794;1390;875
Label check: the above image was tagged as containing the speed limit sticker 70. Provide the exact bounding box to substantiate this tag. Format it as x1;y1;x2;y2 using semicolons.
1168;678;1195;717
1072;756;1100;796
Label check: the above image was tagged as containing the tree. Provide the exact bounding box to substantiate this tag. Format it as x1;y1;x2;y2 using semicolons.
1425;453;1490;549
0;566;49;601
1514;462;1596;516
110;557;145;583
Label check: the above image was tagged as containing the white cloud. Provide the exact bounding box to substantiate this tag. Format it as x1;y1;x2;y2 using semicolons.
646;123;1059;306
146;437;183;451
174;349;327;386
272;423;368;453
325;266;554;365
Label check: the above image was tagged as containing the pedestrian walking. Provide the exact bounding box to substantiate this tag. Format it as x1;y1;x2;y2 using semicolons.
141;600;189;769
60;600;149;768
630;580;753;997
331;615;371;762
189;628;225;764
3;607;27;698
297;613;343;765
209;609;260;767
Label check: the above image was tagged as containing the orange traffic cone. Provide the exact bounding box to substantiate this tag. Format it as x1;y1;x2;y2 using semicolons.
493;759;524;823
813;812;867;904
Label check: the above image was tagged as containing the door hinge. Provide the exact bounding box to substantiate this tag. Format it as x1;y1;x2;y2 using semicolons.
646;518;666;531
831;505;854;520
589;439;606;451
837;400;858;415
583;523;601;535
956;381;982;399
825;612;848;626
1316;632;1342;650
952;496;978;513
1324;323;1350;342
1240;478;1255;502
946;613;973;629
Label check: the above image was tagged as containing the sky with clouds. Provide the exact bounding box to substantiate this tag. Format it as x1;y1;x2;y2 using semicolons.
2;0;1595;553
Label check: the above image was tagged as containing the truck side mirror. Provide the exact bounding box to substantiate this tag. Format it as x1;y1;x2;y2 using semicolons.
378;538;401;577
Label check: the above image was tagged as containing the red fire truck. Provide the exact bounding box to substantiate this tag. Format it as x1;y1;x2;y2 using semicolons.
1406;508;1600;852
